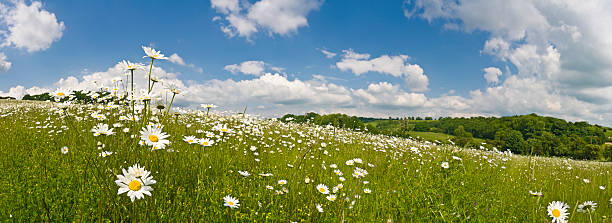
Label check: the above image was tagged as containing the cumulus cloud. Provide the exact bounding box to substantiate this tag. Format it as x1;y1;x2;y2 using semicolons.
168;53;186;66
211;0;322;40
336;49;429;92
483;67;502;84
167;53;203;73
403;0;612;124
2;60;610;125
0;1;65;52
224;60;283;76
0;52;11;72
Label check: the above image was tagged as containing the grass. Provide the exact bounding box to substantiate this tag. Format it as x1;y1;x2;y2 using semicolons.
0;100;610;222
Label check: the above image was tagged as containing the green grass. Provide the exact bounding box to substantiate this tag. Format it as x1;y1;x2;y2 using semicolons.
0;100;610;222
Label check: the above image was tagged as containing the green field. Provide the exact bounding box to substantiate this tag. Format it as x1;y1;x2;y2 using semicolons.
0;100;610;222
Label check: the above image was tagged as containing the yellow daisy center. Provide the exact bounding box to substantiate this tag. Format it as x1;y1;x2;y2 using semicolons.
57;92;65;96
319;188;326;192
149;135;159;142
188;140;193;143
128;180;142;191
552;209;560;218
228;201;234;206
202;142;209;145
221;129;228;132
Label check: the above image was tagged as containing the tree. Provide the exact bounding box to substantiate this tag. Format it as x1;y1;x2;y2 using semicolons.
452;125;473;147
495;129;528;154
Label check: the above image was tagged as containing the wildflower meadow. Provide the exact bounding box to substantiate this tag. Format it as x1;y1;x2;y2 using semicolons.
0;47;610;222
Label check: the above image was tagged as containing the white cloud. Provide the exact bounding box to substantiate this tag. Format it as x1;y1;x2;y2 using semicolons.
352;82;428;108
167;53;203;73
168;53;186;66
224;60;283;76
0;52;11;72
0;1;65;52
336;49;429;92
224;60;265;76
211;0;321;40
3;61;611;125
318;48;336;58
483;67;502;84
403;0;612;124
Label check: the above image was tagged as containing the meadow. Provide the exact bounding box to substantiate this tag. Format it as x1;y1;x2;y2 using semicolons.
0;99;610;222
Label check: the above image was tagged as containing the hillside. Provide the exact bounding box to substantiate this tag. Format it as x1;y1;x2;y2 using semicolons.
282;113;612;161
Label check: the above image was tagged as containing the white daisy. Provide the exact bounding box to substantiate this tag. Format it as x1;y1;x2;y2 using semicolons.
316;184;329;194
183;135;198;144
91;123;115;136
441;162;450;169
115;164;156;202
547;201;569;223
326;194;336;202
140;125;170;149
223;195;240;209
61;146;68;154
142;46;168;60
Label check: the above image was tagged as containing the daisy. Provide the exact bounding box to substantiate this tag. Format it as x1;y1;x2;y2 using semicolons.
140;125;170;149
99;151;113;157
183;135;198;144
91;123;115;136
61;146;68;154
119;60;145;71
198;138;214;146
115;164;156;202
142;46;168;60
238;170;250;177
334;169;343;176
326;194;337;202
316;184;329;194
223;195;240;209
547;201;569;223
441;162;450;169
529;190;543;196
201;104;218;109
266;185;274;190
364;188;371;194
278;180;287;185
577;201;597;212
52;88;71;101
316;203;323;213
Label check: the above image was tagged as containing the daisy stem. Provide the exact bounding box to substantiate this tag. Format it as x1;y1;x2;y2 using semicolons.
148;58;154;93
166;93;176;116
130;70;135;118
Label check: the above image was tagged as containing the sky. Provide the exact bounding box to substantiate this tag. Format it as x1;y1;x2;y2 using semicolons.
0;0;611;126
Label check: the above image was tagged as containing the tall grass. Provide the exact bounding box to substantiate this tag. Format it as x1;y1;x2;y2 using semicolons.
0;100;610;222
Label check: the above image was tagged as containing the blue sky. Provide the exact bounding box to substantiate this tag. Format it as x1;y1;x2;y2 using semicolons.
1;0;611;126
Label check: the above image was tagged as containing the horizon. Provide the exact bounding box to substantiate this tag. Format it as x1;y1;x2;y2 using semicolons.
1;0;612;126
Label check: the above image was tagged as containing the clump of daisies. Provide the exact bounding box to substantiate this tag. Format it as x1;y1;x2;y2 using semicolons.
547;201;569;223
115;164;156;202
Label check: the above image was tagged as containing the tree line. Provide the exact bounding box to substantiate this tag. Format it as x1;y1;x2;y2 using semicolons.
282;112;612;161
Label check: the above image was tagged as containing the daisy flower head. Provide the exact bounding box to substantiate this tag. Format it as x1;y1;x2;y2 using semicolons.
316;203;323;213
326;194;337;202
441;162;450;169
529;190;543;196
91;123;115;136
53;88;71;101
577;201;597;213
183;135;197;144
140;125;170;149
223;195;240;209
201;104;218;109
238;170;250;177
61;146;68;154
316;184;329;194
119;60;144;71
142;46;167;60
198;138;214;146
278;180;287;185
115;164;156;202
547;201;569;223
363;188;371;194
